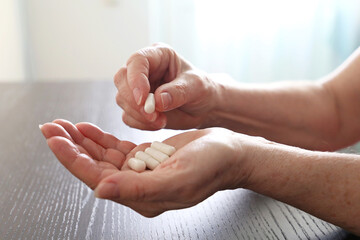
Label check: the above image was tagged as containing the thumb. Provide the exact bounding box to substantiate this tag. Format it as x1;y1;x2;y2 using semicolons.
94;171;171;201
155;75;198;111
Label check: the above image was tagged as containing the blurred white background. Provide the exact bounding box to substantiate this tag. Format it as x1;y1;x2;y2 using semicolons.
1;0;360;82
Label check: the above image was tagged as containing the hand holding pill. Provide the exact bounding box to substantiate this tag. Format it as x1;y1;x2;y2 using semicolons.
127;141;176;172
114;43;219;131
40;120;246;218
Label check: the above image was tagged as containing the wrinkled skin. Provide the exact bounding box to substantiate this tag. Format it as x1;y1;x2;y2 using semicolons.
40;119;250;217
113;43;219;130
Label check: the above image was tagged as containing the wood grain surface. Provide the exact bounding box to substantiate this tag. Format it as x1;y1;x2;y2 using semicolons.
0;82;354;239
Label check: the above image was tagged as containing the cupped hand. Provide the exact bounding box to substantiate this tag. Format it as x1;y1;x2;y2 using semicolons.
114;43;219;131
40;119;250;217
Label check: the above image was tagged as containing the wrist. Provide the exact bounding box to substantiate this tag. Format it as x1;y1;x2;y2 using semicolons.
228;133;275;190
239;137;312;199
200;73;232;128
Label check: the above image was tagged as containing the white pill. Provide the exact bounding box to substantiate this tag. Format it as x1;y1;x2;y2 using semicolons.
128;158;146;172
144;93;155;114
151;141;176;156
145;147;169;163
135;151;159;170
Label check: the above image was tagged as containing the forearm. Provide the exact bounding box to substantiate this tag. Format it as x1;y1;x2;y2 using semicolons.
205;48;360;151
238;137;360;234
207;76;339;150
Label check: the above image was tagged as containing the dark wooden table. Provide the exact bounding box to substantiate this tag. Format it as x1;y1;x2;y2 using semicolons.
0;82;354;239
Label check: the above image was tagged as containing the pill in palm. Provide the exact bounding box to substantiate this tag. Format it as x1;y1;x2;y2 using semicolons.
128;158;146;172
135;151;159;170
150;141;176;156
145;147;169;163
144;93;155;114
127;142;176;172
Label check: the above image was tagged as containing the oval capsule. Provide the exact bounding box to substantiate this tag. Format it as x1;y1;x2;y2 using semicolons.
135;151;159;170
144;93;155;114
128;158;146;172
151;141;176;156
145;147;169;163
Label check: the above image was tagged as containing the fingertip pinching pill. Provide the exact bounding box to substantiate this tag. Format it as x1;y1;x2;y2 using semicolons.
128;158;146;172
144;93;155;114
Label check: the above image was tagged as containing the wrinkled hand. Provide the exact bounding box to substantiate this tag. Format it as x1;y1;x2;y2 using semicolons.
114;43;219;130
40;119;249;217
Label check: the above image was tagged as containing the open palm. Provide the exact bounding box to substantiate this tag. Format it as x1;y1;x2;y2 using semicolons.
40;119;242;217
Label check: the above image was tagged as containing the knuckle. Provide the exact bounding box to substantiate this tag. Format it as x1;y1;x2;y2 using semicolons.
127;49;149;65
173;82;187;103
132;51;145;59
122;113;131;126
186;70;209;95
114;67;126;87
122;113;141;129
187;70;199;79
115;92;124;106
188;71;204;85
119;67;127;79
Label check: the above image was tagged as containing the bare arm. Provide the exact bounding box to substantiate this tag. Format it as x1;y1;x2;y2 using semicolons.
323;47;360;149
208;48;360;151
236;135;360;235
114;45;360;150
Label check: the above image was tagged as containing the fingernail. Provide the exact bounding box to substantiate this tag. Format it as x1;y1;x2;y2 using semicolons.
95;182;119;199
133;88;142;105
160;92;172;110
39;124;43;130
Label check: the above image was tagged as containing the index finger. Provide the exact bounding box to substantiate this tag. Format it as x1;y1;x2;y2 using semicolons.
46;136;119;190
126;46;165;106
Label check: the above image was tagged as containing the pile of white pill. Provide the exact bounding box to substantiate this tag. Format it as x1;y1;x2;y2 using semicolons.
128;141;176;172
